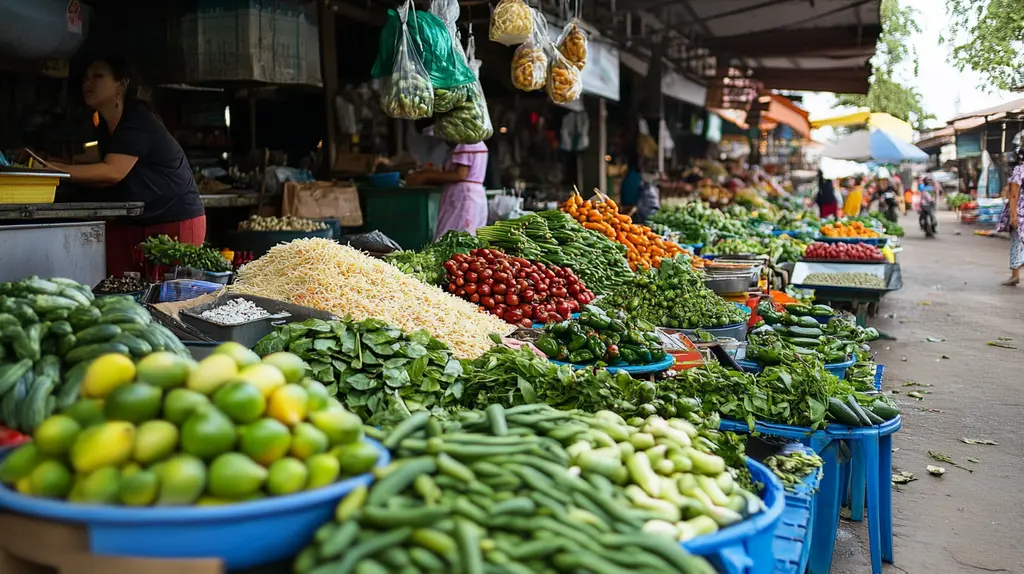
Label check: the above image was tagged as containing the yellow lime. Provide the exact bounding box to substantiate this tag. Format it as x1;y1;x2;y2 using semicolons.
212;342;261;369
305;454;340;490
208;452;267;499
180;408;236;460
196;496;234;506
334;441;380;477
267;384;308;426
135;352;196;389
260;352;308;384
133;420;179;465
266;457;308;496
104;383;163;424
155;454;206;506
0;443;42;484
239;418;291;465
309;406;363;445
69;421;136;474
28;460;72;498
121;462;142;477
163;388;211;426
15;476;32;495
238;364;287;398
118;469;159;506
69;466;121;504
289;422;328;460
187;355;238;395
81;354;136;399
213;382;266;424
34;415;81;456
62;398;106;427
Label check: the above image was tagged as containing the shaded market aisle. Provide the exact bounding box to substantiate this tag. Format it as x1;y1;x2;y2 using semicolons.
831;211;1024;573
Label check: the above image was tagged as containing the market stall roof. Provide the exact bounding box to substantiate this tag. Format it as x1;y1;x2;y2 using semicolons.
710;94;810;138
820;129;928;163
811;111;915;142
914;126;955;152
949;97;1024;122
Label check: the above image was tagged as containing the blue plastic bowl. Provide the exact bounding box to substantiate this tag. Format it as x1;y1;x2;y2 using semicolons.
682;458;786;574
548;354;675;375
0;439;390;570
739;354;856;379
369;172;401;188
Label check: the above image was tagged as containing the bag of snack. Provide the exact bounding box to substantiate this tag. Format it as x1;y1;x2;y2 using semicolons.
546;49;583;104
489;0;533;46
377;2;433;119
510;9;549;91
556;19;588;71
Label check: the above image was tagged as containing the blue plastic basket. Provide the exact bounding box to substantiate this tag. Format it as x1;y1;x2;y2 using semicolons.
772;444;822;574
368;172;401;187
682;458;786;574
0;439;389;570
548;354;675;375
814;235;886;246
738;354;856;379
155;280;224;303
874;364;885;391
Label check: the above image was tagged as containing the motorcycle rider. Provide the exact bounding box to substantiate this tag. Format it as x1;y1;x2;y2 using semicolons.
874;167;900;223
919;178;938;237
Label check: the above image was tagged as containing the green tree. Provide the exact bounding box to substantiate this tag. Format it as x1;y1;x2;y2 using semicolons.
944;0;1024;91
832;0;934;130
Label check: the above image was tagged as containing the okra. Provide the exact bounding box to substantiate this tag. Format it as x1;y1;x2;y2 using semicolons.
320;520;361;559
486;403;508;436
367;457;437;507
411;528;457;556
336;484;369;522
436;453;476;483
384;411;432;450
332;527;413;574
362;505;452;528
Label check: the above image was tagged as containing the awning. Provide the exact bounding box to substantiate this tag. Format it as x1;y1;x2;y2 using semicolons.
763;94;810;139
949;97;1024;122
811;111;914;142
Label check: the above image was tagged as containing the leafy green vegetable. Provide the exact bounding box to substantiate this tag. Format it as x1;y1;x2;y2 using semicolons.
385;231;482;285
140;235;231;272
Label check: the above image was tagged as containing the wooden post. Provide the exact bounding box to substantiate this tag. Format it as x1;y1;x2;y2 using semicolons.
318;0;339;173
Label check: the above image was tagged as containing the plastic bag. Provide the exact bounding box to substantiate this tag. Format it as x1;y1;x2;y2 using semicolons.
428;0;470;112
343;230;403;253
371;3;475;91
379;3;433;119
489;0;533;46
435;80;493;144
510;9;549;91
433;85;469;114
556;19;588;71
546;50;583;104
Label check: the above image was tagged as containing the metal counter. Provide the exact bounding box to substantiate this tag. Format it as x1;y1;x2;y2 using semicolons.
0;221;106;286
0;202;143;220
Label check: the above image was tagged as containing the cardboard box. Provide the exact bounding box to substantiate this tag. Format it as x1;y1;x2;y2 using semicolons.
281;181;363;227
331;153;377;175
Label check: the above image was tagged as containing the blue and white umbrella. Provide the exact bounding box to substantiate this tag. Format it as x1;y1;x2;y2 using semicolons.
820;129;929;163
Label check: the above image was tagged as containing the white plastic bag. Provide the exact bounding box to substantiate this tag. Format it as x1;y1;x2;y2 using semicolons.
379;1;433;120
556;19;588;71
510;9;549;91
489;0;533;46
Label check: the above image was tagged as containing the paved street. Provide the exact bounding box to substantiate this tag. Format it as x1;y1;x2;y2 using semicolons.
831;210;1024;573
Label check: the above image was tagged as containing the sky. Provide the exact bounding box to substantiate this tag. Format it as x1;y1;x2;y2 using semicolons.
801;0;1015;130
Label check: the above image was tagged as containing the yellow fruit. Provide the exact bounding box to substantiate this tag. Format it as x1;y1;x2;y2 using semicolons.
334;441;380;477
62;399;106;427
133;420;179;465
261;352;309;384
180;408;237;460
163;388;211;426
239;418;291;465
135;352;196;389
267;384;308;426
305;454;340;490
69;422;136;474
119;469;159;506
309;406;364;445
121;462;142;477
207;453;267;499
238;364;287;398
28;460;72;498
15;476;32;495
196;496;234;506
35;415;82;456
303;380;331;413
0;443;42;484
213;382;266;424
81;354;136;399
69;467;121;504
104;383;163;424
266;457;308;496
187;355;239;395
290;422;328;460
212;342;261;369
156;454;206;506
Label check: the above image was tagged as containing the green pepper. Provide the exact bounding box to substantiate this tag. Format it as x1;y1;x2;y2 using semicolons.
619;348;639;364
609;319;627;333
568;349;595;363
567;334;588;352
636;348;653;364
535;335;560;357
627;331;647;346
650;348;666;362
586;335;607;359
568;323;586;339
583;313;611;330
550;321;571;337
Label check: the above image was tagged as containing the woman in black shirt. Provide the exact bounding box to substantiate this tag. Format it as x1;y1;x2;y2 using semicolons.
45;56;206;276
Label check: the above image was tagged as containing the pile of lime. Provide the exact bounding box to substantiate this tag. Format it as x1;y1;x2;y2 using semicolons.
0;343;380;505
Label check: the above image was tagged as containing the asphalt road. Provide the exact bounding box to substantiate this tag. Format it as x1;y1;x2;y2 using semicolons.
830;210;1024;573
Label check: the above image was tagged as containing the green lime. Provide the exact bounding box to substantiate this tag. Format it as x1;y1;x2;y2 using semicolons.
135;352;196;389
208;453;267;499
266;457;308;496
309;406;363;445
69;466;121;504
289;422;328;460
34;415;82;456
69;421;136;474
0;443;43;484
163;388;211;426
104;383;162;424
212;342;261;369
305;453;340;490
119;469;159;506
334;441;380;477
155;454;206;506
180;408;236;460
187;355;239;395
62;398;107;427
260;352;309;384
213;382;267;424
28;460;72;498
239;418;291;465
133;420;179;465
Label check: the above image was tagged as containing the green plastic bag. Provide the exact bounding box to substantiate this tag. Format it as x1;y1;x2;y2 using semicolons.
371;5;476;91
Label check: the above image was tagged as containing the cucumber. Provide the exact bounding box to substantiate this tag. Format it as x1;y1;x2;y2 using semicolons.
68;306;102;330
22;278;61;296
796;316;820;328
94;295;136;309
0;359;33;395
43;310;70;322
57;334;77;357
58;287;92;307
34;355;61;380
64;342;130;364
870;400;901;421
28;294;80;313
0;383;20;428
75;324;122;345
811;304;834;317
827;397;861;426
784;337;824;348
20;374;56;433
8;300;38;325
56;360;91;409
788;326;824;338
0;313;18;330
100;312;150;326
847;395;873;426
786;304;813;316
49;320;73;337
112;333;153;358
863;408;885;426
121;324;166;352
150;324;185;352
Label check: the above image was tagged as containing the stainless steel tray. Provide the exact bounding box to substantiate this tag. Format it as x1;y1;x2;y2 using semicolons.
703;275;751;294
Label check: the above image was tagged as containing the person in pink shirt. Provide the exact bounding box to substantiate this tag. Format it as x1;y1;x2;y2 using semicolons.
408;132;490;240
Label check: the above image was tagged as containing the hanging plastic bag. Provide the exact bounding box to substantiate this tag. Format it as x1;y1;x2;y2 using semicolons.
378;2;433;119
433;85;469;114
489;0;533;46
428;0;470;112
436;28;492;144
546;50;583;104
511;9;549;91
371;2;475;92
556;19;588;71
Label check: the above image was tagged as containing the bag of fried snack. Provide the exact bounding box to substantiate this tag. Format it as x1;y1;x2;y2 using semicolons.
556;19;587;71
489;0;533;46
510;9;549;91
546;49;582;104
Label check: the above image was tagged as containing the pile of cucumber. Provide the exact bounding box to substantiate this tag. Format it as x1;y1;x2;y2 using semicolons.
0;276;185;434
827;394;901;428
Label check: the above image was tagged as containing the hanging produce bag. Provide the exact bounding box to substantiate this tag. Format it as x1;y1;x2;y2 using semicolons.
556;19;588;71
510;9;549;91
436;29;493;144
428;0;470;112
433;85;469;114
489;0;533;46
371;1;476;91
547;50;583;104
377;3;433;120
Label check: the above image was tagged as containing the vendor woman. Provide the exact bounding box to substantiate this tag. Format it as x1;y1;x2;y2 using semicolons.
43;56;206;276
407;120;489;240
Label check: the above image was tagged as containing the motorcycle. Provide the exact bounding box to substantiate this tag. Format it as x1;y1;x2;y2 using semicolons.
919;202;938;237
881;190;900;223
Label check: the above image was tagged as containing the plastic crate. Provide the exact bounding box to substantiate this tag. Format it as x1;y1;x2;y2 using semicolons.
682;458;786;574
0;174;58;203
772;445;822;574
153;280;224;303
179;294;335;348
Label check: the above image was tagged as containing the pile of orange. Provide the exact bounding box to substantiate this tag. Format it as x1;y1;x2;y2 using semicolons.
819;221;880;238
561;193;688;270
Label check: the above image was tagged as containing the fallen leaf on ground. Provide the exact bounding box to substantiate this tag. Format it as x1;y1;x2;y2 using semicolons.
926;465;946;476
926;337;945;343
940;354;950;359
960;437;998;446
997;336;1013;341
917;301;932;306
966;457;980;463
928;451;973;473
918;408;946;413
987;341;1018;349
891;471;916;484
902;381;919;387
907;391;927;400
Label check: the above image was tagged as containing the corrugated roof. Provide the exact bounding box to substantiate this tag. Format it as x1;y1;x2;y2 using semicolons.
949;98;1024;122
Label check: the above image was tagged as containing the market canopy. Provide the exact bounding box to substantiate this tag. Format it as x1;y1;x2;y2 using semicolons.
820;129;929;163
810;111;914;143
